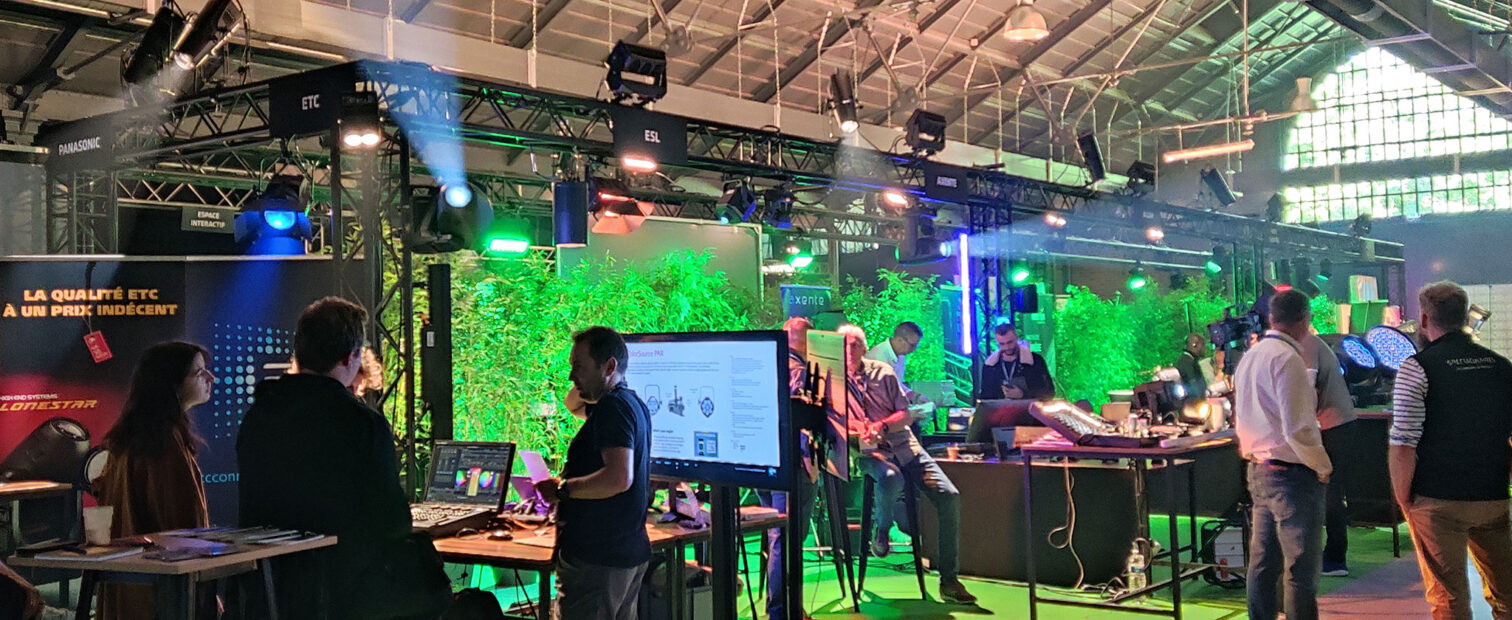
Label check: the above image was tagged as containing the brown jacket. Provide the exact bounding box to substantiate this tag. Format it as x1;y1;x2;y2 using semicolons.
93;430;209;620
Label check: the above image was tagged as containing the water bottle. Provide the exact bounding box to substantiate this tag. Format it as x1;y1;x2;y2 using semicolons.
1127;542;1148;592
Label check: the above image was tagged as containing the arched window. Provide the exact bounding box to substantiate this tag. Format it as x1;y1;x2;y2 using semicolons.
1280;47;1512;223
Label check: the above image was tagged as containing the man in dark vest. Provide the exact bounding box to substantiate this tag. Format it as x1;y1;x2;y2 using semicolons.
1390;281;1512;620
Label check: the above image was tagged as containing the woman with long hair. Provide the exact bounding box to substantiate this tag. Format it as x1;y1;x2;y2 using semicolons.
94;341;216;620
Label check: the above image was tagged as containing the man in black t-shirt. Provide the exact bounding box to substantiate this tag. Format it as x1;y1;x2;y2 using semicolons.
537;326;652;620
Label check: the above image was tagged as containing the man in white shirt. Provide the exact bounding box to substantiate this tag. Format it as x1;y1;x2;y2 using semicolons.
1233;289;1331;620
865;322;923;398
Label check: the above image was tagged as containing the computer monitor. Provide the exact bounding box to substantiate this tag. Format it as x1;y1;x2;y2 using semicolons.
624;331;794;491
424;441;516;507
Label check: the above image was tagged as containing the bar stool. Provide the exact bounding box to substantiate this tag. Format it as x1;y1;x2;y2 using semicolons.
856;476;928;600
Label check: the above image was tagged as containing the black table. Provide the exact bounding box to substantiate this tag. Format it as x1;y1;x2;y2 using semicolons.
1020;440;1226;620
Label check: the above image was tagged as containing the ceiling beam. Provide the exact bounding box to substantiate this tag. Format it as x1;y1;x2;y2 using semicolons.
852;0;969;87
1096;0;1289;133
7;15;83;109
684;0;790;86
980;0;1247;147
397;0;433;23
628;0;685;43
507;0;577;49
1139;6;1309;126
933;0;1113;131
750;0;886;103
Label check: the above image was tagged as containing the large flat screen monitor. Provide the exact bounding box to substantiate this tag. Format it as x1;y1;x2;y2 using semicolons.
624;331;794;490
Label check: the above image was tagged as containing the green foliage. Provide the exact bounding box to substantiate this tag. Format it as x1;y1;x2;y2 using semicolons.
1053;287;1139;407
1053;279;1229;408
838;270;947;382
1311;294;1340;334
448;250;762;467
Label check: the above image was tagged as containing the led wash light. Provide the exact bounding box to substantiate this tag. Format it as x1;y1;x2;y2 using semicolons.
1365;325;1418;372
621;156;658;173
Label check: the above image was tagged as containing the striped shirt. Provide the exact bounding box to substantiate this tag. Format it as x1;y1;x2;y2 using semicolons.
1389;357;1429;447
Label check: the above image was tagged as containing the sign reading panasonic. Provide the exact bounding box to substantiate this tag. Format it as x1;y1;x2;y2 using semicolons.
56;137;103;156
38;115;117;173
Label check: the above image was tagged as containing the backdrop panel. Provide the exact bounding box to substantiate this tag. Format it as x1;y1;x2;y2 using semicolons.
0;257;336;525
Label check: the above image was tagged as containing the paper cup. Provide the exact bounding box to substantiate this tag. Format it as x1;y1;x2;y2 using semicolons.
83;506;114;545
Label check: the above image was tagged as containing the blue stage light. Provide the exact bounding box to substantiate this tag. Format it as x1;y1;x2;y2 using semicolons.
1365;326;1418;372
1340;336;1378;369
263;210;297;231
444;185;472;208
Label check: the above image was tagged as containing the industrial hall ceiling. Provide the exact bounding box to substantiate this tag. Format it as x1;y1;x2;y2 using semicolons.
5;0;1512;175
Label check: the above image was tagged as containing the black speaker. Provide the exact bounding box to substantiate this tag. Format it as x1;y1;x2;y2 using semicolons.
1201;167;1236;206
1011;286;1040;314
0;417;92;486
421;263;453;442
553;182;590;248
1077;132;1105;182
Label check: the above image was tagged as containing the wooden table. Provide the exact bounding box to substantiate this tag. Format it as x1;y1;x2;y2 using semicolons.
434;515;786;620
8;534;337;620
1019;441;1225;620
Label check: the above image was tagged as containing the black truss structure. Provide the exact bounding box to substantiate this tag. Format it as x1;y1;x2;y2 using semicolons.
40;59;1404;487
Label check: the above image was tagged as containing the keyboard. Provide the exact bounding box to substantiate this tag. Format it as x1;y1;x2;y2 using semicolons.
411;503;494;538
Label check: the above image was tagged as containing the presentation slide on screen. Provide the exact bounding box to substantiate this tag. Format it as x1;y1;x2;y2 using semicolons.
625;340;781;469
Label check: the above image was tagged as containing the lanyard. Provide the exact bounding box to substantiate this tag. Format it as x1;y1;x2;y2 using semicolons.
1001;357;1022;383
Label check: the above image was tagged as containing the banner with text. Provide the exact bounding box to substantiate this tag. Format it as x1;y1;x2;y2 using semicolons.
0;258;335;524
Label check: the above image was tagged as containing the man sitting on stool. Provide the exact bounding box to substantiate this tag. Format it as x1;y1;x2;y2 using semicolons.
842;325;976;605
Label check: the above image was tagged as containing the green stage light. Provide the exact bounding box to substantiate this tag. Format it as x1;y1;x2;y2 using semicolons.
787;250;814;269
1009;260;1033;285
1127;265;1149;291
1206;245;1227;274
486;237;530;256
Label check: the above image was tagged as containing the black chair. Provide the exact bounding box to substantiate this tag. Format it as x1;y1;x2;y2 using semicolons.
856;476;928;600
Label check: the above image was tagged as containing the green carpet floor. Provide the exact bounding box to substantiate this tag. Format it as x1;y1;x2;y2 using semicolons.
472;517;1411;619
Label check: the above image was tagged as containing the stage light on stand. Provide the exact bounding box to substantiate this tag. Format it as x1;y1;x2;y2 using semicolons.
881;189;911;210
171;0;244;71
1351;213;1373;236
904;109;948;155
235;170;312;256
1044;212;1067;228
604;40;668;105
621;155;658;173
122;6;186;87
1127;264;1150;291
763;186;795;229
1365;325;1418;372
1207;246;1227;274
1009;260;1033;286
443;184;473;208
830;70;859;134
482;218;533;257
340;91;382;150
1125;161;1156;194
1317;258;1333;282
718;180;758;224
1145;226;1165;243
787;249;814;269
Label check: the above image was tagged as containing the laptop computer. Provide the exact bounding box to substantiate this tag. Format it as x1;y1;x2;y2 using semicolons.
411;440;516;538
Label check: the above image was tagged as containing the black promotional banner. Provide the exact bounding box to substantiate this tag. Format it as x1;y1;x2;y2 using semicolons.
922;160;970;203
610;106;688;167
36;114;117;173
268;63;358;139
0;257;335;524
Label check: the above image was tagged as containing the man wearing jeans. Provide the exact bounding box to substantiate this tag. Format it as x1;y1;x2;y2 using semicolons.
1233;289;1331;620
1390;281;1512;620
841;325;976;605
